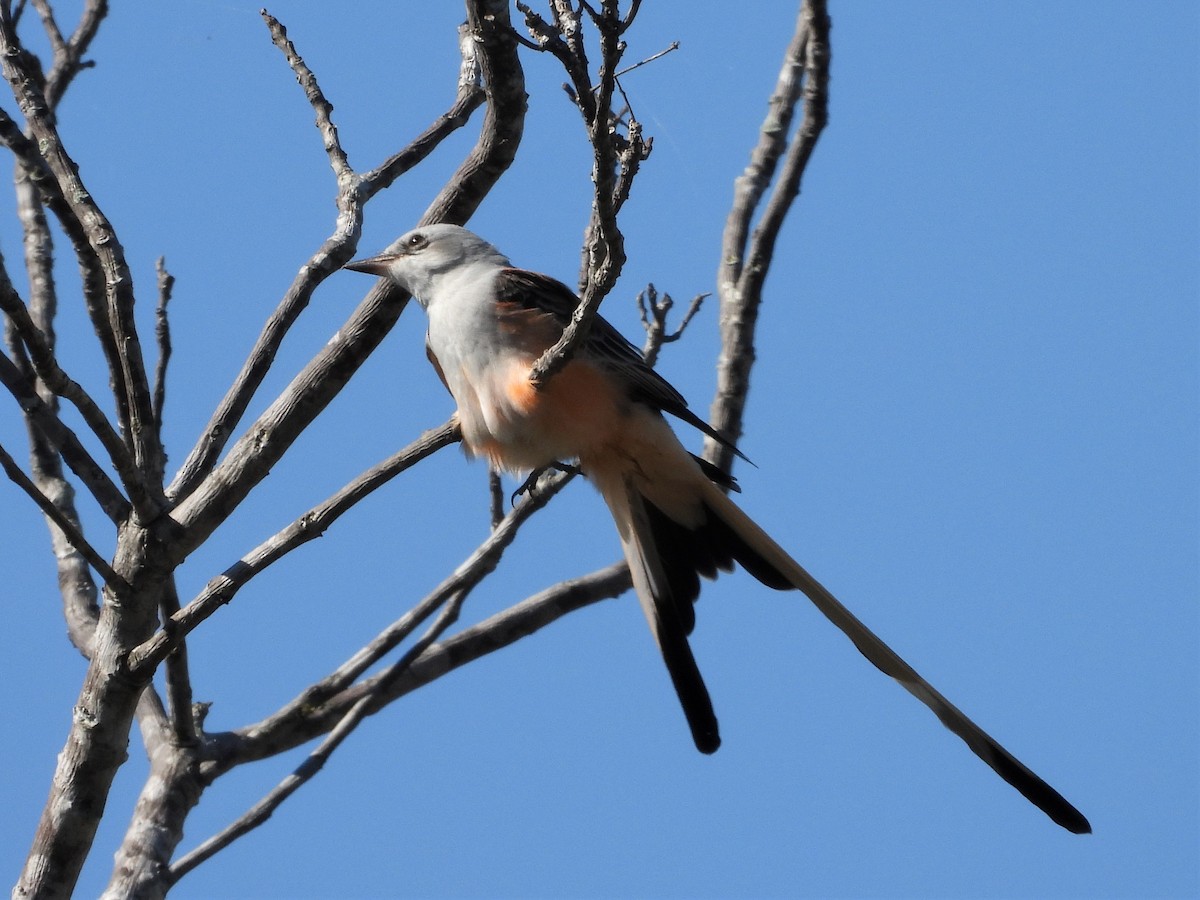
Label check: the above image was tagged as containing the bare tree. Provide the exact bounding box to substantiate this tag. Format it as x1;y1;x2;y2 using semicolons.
1;1;830;896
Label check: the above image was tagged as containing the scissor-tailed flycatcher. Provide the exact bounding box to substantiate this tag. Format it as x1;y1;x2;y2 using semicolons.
346;224;1090;834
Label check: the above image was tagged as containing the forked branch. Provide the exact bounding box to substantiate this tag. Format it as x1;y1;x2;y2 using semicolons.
708;0;830;474
517;0;652;388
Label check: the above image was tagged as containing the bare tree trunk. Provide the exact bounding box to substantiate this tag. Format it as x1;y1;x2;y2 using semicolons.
101;693;203;900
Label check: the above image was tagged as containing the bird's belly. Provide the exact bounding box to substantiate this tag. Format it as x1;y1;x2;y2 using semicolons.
453;354;627;474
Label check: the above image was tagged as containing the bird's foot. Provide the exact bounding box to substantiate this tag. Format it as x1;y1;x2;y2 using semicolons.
511;462;580;505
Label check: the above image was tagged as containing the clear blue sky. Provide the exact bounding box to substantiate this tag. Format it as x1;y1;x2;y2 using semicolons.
1;2;1197;897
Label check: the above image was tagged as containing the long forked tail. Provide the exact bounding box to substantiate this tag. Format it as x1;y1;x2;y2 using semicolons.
699;481;1092;834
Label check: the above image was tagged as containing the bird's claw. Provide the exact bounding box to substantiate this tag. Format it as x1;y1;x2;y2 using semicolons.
510;462;579;505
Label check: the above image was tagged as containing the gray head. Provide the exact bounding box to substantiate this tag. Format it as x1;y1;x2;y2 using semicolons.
344;224;510;303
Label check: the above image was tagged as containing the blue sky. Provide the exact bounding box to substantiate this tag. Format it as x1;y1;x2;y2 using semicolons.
1;2;1197;897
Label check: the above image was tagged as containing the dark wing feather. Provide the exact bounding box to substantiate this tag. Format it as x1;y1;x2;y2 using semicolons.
494;267;749;463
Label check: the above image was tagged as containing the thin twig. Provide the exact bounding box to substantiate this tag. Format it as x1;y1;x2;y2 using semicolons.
620;0;643;32
152;256;173;434
638;284;708;368
740;4;829;301
594;40;678;89
261;11;352;185
717;14;809;292
360;21;486;195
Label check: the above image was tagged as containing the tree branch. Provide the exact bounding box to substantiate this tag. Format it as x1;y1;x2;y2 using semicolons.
520;0;648;389
208;466;576;771
169;467;577;880
167;4;498;503
489;467;505;528
740;3;830;312
151;257;173;436
707;0;830;474
638;284;708;368
158;576;195;744
129;421;461;676
0;9;163;498
0;107;131;457
417;0;527;226
260;10;352;185
202;561;630;777
0;437;124;589
102;688;204;900
0;349;131;522
34;0;108;110
168;0;524;550
0;250;142;496
359;23;485;195
6;147;104;658
170;568;478;884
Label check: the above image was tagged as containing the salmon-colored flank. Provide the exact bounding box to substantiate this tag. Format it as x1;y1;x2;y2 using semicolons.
484;356;628;472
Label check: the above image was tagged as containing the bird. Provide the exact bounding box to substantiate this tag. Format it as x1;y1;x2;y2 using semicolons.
345;223;1090;834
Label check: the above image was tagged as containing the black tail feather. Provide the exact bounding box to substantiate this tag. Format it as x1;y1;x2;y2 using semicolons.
658;622;720;754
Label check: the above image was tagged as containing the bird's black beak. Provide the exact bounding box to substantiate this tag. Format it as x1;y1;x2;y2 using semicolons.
343;254;396;276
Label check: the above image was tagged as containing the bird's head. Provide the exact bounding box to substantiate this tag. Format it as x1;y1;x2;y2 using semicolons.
345;224;509;304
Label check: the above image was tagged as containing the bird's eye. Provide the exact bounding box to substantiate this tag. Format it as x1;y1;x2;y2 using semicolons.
406;233;428;251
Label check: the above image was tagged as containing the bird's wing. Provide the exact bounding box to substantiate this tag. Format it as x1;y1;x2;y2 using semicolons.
493;267;747;461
